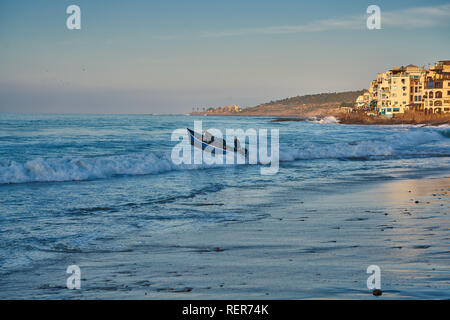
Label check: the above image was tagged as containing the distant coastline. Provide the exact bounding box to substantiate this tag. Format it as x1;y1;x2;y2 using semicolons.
189;91;363;117
189;89;450;125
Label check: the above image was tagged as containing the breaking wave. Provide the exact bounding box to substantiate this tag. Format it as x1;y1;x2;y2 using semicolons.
0;153;189;184
280;129;449;161
309;116;339;124
0;129;448;184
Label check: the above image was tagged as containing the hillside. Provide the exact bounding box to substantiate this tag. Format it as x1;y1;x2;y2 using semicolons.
256;90;364;107
190;90;364;116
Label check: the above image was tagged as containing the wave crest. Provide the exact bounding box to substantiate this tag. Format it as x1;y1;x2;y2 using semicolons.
0;128;448;184
0;153;182;184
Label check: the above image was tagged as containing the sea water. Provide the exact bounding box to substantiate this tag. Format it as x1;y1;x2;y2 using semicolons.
0;113;449;298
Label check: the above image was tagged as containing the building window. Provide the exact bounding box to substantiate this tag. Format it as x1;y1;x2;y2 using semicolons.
393;108;400;112
436;91;442;98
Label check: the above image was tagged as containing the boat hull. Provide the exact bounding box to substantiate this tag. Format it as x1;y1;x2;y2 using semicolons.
187;128;247;156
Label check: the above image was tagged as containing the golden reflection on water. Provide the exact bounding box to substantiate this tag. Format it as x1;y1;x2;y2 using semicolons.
373;176;450;206
368;176;450;272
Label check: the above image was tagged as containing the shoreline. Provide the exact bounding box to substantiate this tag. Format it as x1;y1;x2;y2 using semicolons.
1;172;449;299
335;112;450;126
190;112;450;126
269;116;450;126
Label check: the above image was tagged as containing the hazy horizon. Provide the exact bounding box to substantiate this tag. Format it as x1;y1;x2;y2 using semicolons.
1;0;449;114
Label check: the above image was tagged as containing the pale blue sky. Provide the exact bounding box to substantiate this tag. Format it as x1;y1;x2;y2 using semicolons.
1;0;449;113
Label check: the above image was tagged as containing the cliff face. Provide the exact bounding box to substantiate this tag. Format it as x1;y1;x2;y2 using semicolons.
190;90;364;117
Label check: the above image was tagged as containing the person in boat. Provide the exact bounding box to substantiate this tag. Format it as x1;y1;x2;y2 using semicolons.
203;130;214;144
234;137;241;152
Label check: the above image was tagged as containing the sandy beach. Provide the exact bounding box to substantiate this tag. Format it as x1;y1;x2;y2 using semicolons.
2;173;448;299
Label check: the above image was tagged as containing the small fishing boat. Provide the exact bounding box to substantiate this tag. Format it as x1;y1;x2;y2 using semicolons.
187;128;248;156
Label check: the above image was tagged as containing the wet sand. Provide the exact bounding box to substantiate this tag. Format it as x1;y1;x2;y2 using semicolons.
1;175;449;299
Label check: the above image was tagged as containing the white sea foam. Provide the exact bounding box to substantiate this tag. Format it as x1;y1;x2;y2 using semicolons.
0;129;448;184
309;116;340;124
0;153;200;184
279;129;448;161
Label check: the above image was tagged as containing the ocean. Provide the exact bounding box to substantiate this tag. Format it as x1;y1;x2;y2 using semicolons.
0;113;449;299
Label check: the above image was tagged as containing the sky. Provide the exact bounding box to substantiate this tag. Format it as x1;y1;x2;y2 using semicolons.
0;0;449;114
